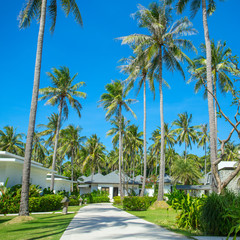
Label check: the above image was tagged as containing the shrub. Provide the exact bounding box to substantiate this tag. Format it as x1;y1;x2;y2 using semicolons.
92;196;110;203
123;196;155;211
29;194;63;212
69;195;79;206
165;188;187;210
200;191;240;236
42;187;54;195
177;194;205;230
81;190;109;203
113;196;121;205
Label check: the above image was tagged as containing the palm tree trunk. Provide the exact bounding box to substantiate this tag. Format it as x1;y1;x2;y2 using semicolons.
158;46;165;201
19;0;47;216
202;0;218;192
141;77;147;197
71;151;74;192
50;100;63;191
204;142;207;177
119;106;123;199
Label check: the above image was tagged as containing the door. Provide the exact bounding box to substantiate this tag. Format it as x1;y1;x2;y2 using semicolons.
113;187;118;197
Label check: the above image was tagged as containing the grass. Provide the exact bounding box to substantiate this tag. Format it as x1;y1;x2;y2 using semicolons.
0;205;83;240
114;204;202;238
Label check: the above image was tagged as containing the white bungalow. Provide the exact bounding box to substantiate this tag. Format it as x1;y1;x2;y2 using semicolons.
0;151;74;193
78;171;140;199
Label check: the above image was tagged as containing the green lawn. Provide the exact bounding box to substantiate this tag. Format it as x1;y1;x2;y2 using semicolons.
0;206;83;240
114;205;202;238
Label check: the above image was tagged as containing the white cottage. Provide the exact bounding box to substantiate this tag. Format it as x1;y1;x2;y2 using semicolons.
78;171;140;199
0;151;74;193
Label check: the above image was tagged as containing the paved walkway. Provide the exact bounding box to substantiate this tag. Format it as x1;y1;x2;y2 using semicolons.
60;203;189;240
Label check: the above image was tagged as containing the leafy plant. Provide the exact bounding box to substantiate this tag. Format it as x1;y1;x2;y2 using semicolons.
200;191;240;235
123;196;156;211
177;194;205;230
165;187;187;210
113;196;121;205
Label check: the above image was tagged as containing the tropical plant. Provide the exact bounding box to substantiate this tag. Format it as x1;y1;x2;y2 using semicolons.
119;47;155;197
37;113;61;146
18;0;83;216
59;124;85;190
125;124;143;178
0;126;25;156
31;132;48;164
171;0;226;193
177;194;205;230
82;134;106;179
171;155;202;185
119;1;196;200
99;80;137;199
39;66;86;191
172;112;199;160
197;124;209;175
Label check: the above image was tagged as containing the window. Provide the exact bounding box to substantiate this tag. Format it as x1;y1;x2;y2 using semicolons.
102;187;109;193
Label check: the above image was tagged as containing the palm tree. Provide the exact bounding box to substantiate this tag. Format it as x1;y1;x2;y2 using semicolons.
173;112;199;160
82;134;106;179
59;125;85;191
125;124;143;179
171;0;224;193
171;155;202;185
188;41;235;150
197;124;209;175
153;124;176;176
37;113;61;147
99;80;137;199
32;132;48;164
19;0;83;216
119;1;196;200
39;66;86;191
223;142;240;162
0;126;25;156
119;49;154;196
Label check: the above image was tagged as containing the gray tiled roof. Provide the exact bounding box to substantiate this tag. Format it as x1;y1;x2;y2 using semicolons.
78;171;140;184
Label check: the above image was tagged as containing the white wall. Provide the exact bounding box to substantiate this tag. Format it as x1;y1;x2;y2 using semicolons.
0;162;48;189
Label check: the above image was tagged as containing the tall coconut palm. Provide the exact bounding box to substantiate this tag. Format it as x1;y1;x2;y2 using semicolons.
39;66;86;191
119;49;154;196
82;134;106;179
197;124;209;176
37;113;61;146
32;132;48;164
125;124;143;179
172;112;199;160
171;0;225;193
99;80;137;199
153;124;176;176
59;125;85;191
19;0;83;216
188;41;235;151
0;126;25;156
119;1;196;200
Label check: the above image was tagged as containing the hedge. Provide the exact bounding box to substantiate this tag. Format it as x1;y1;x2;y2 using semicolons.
0;194;64;214
123;196;156;211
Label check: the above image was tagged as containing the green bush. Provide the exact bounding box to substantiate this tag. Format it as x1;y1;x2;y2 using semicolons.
200;191;240;236
69;195;79;206
113;196;121;205
29;194;63;212
165;188;187;210
92;196;110;203
81;190;109;203
123;196;155;211
0;194;63;214
177;194;205;230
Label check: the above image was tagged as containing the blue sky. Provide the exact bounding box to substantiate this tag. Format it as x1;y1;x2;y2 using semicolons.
0;0;239;157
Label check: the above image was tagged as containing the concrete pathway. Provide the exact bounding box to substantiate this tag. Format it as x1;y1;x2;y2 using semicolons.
60;203;189;240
